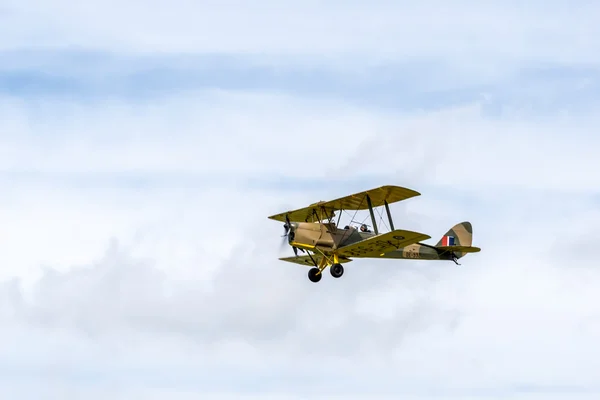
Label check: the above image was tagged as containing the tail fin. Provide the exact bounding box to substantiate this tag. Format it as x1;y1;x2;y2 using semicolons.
436;221;480;259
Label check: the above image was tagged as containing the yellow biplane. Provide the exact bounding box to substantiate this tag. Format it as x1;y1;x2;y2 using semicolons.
268;185;480;282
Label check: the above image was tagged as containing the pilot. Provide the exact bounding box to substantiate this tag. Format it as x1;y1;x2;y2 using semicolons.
360;224;369;232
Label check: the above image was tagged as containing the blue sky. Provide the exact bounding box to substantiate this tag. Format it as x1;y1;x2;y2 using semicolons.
2;49;600;114
1;1;600;399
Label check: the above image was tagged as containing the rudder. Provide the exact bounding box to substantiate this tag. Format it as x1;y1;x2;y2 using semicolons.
436;221;474;259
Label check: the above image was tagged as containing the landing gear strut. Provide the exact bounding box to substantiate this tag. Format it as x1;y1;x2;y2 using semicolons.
307;251;344;283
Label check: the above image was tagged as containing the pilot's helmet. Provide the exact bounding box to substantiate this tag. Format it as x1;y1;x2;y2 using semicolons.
360;224;367;232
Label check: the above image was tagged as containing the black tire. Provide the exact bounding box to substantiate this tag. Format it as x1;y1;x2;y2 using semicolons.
308;267;322;282
330;263;344;278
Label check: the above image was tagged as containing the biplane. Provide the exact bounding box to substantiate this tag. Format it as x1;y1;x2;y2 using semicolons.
268;185;480;282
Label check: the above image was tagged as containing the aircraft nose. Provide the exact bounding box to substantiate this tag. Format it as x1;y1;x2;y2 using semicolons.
286;223;298;242
283;222;297;238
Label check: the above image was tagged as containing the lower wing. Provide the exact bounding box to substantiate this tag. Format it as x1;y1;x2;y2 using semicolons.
279;254;353;267
336;229;431;258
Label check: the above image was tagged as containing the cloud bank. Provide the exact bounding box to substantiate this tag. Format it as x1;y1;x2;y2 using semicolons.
1;1;600;399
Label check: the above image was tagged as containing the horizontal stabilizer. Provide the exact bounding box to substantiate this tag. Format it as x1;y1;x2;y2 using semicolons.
436;245;481;253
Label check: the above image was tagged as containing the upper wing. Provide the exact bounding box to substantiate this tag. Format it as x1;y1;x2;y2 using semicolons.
268;185;420;222
279;254;353;267
336;229;431;258
319;185;420;210
268;205;336;223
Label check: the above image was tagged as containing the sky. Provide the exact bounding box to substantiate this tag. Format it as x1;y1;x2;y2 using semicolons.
1;1;600;399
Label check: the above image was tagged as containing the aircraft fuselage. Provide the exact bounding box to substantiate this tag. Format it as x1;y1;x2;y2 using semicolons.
288;221;451;260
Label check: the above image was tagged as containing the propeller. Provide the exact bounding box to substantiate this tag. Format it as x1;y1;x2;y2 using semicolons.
282;214;292;237
281;215;300;256
283;221;291;237
280;230;289;251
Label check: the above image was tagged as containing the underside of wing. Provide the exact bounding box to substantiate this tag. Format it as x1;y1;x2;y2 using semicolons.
336;229;431;258
279;254;353;267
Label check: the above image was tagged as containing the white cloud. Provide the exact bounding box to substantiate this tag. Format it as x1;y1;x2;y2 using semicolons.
2;1;600;396
0;88;599;398
2;1;600;70
2;93;599;189
0;92;379;176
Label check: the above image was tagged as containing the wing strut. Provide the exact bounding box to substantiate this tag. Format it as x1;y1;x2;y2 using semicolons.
384;200;394;230
365;195;379;234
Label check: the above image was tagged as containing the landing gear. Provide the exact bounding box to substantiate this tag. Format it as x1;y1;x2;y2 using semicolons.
308;267;322;282
330;263;344;278
306;251;343;282
307;264;344;282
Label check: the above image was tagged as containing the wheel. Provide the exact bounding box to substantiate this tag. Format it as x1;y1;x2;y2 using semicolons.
330;263;344;278
308;267;322;282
